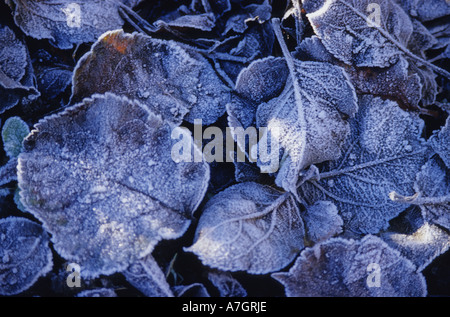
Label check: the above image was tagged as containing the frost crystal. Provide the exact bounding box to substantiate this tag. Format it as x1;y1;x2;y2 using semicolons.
18;93;209;278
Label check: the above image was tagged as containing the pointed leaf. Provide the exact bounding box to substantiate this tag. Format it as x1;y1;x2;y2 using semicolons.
186;182;305;274
255;58;358;193
123;254;174;297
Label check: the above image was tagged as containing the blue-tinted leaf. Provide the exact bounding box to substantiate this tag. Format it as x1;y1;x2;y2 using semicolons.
272;235;427;297
0;217;53;296
430;117;450;169
9;0;127;49
186;182;304;274
0;25;39;113
298;95;430;234
123;254;174;297
18;93;209;278
303;201;343;243
71;30;230;125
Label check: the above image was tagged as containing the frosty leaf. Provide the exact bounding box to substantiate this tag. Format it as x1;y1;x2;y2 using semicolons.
346;56;422;108
403;156;450;231
235;57;289;105
214;22;275;83
9;0;127;49
294;36;335;63
0;25;27;82
77;288;117;297
123;254;174;297
272;235;427;297
207;271;247;297
298;95;430;234
157;6;216;32
0;217;53;296
303;201;343;243
2;116;30;158
18;93;210;278
252;46;357;193
0;157;18;187
303;0;413;67
36;67;72;101
408;19;438;58
223;0;272;35
382;222;450;272
430;117;450;169
302;0;450;78
71;30;230;125
393;0;450;22
0;25;39;113
186;182;305;274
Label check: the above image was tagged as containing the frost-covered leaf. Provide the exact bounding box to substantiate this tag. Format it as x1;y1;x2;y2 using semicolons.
272;235;427;297
303;201;343;243
9;0;128;49
0;217;53;296
2;116;30;158
294;36;335;63
253;54;358;193
223;0;272;35
18;93;210;278
186;182;305;274
123;254;174;297
298;95;430;234
412;157;449;231
71;30;230;125
408;19;438;57
302;0;450;79
0;25;39;113
303;0;414;68
382;222;450;272
235;57;289;105
430;117;450;169
0;157;18;187
36;67;72;101
157;5;216;32
295;36;424;108
207;271;247;297
77;288;117;297
393;0;450;22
